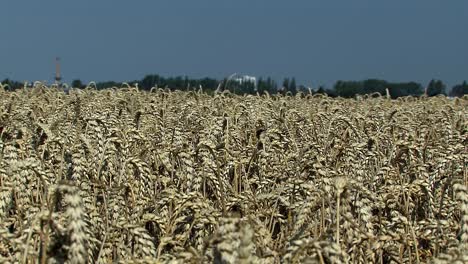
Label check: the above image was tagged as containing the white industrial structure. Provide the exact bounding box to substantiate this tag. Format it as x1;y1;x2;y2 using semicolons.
232;75;257;89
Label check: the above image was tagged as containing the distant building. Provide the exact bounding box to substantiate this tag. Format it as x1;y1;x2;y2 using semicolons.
232;75;257;90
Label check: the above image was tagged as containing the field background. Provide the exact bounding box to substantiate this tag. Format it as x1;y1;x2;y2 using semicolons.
0;85;467;263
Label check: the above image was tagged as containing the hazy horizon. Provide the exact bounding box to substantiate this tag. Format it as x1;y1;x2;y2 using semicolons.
1;1;467;88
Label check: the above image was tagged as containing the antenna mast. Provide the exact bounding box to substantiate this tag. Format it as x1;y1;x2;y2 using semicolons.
55;57;62;85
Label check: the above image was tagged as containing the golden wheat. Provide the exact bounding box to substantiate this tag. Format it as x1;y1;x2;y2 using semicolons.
0;84;466;263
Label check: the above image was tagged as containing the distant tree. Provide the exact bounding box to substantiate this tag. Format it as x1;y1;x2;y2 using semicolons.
298;85;308;93
1;78;11;89
96;81;122;90
450;81;468;97
282;78;290;92
199;77;218;91
246;81;256;94
257;77;265;94
184;76;190;90
334;80;363;97
71;79;84;89
257;77;277;94
266;77;277;92
333;79;424;98
140;74;157;90
289;78;297;94
426;79;446;96
362;79;387;95
387;82;423;98
316;86;326;94
1;78;22;90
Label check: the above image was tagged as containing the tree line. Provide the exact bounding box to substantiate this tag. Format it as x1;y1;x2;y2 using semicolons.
1;75;467;97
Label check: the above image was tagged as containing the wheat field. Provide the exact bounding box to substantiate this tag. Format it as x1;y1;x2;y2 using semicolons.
0;84;466;263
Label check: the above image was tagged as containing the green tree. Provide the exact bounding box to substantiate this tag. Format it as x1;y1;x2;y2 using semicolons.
282;78;290;94
334;80;363;97
316;86;326;94
362;79;387;94
426;79;446;96
140;74;160;90
333;79;424;98
96;81;122;90
71;79;84;89
184;76;190;90
266;77;277;92
1;78;22;90
289;77;297;94
387;82;423;98
450;81;468;97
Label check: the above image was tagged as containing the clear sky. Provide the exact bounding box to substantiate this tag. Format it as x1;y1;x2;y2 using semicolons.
1;0;467;88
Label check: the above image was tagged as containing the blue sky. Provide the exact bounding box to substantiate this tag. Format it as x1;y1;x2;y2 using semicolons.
1;0;467;88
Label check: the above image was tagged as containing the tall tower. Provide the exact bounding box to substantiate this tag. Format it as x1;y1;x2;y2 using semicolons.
55;57;62;85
